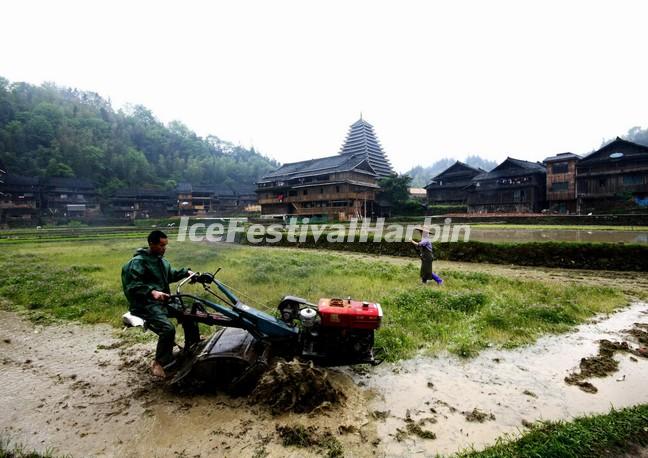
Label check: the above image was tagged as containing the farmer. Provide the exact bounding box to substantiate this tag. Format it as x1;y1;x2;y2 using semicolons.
121;230;200;378
411;227;443;285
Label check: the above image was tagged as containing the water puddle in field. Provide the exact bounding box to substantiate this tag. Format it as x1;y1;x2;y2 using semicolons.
355;301;648;456
1;303;647;457
469;228;648;244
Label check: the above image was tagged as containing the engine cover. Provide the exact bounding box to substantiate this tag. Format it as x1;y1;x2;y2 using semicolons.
317;298;382;330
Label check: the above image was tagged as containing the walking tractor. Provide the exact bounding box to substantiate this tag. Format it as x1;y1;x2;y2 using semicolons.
122;270;383;390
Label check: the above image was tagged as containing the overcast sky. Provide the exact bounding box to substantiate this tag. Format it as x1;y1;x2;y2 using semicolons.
2;0;648;172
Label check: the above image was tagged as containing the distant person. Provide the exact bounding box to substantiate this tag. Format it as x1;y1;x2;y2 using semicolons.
411;227;443;285
121;230;200;378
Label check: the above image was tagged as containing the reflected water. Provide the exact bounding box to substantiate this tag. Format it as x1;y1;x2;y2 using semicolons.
468;228;648;244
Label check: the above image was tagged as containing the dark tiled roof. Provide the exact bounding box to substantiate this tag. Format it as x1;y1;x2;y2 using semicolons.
177;182;193;193
426;161;484;188
473;157;546;181
259;152;376;183
113;188;170;198
175;183;258;197
543;152;581;163
579;137;648;164
230;184;258;195
0;174;40;186
43;177;95;189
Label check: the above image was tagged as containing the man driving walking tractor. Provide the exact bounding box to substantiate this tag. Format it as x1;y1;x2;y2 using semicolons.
121;230;200;378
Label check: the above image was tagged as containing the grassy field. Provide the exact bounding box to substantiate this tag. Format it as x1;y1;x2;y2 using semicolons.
0;438;60;458
0;239;628;360
459;404;648;458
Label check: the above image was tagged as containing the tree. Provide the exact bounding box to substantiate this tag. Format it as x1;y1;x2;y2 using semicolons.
0;75;278;193
378;174;412;206
45;159;74;177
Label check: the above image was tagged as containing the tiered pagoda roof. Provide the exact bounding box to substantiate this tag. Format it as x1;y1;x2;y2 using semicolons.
338;118;394;178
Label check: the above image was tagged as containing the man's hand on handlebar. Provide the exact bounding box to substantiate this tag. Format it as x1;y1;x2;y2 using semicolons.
186;270;216;285
195;273;214;285
151;290;170;302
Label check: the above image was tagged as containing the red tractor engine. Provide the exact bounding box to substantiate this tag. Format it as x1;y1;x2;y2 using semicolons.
277;295;382;365
317;298;382;330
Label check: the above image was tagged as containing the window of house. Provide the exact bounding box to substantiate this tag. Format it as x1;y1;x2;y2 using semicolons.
320;187;324;194
551;182;569;192
288;190;297;196
623;175;644;185
303;189;308;195
552;163;569;174
599;178;606;187
336;186;340;192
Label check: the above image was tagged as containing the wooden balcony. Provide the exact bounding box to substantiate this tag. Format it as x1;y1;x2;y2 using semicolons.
547;191;576;201
259;191;374;205
0;202;38;209
290;206;358;216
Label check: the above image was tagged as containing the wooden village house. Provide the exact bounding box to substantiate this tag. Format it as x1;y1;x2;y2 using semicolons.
576;137;648;213
110;188;171;219
466;157;547;213
425;161;483;206
543;152;581;213
256;153;380;220
41;177;100;218
257;118;393;220
0;174;41;224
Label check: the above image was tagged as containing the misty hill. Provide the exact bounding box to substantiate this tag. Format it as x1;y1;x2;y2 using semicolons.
406;155;497;187
0;77;278;196
605;126;648;149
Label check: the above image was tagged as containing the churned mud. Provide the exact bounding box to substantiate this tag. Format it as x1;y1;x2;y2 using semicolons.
0;311;378;458
1;302;647;457
356;301;648;457
564;331;648;394
250;359;346;414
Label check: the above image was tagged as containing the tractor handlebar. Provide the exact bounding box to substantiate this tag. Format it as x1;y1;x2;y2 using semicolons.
176;268;222;294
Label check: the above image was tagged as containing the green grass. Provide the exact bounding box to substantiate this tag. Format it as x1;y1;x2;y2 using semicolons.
0;240;627;360
0;437;63;458
457;404;648;458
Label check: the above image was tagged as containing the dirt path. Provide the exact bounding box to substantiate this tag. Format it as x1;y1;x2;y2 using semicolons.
0;311;379;458
1;299;647;457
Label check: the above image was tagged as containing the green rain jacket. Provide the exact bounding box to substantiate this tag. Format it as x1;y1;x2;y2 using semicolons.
121;247;190;312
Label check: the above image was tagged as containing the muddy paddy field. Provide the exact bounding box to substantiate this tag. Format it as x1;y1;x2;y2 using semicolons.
1;240;648;457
